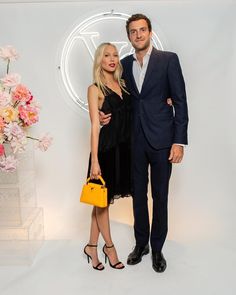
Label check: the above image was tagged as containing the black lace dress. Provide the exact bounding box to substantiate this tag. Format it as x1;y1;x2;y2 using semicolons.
87;86;132;204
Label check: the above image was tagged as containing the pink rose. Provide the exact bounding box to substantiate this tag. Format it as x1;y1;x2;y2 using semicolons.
37;134;53;151
0;144;5;157
12;84;32;103
18;104;39;126
0;73;21;88
0;45;19;61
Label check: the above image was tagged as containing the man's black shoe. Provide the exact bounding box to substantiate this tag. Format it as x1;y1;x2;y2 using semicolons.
127;245;149;265
152;251;167;273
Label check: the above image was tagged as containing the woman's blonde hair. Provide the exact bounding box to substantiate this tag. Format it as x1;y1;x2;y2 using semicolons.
93;42;127;95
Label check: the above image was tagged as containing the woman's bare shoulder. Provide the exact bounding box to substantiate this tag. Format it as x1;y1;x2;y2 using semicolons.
88;84;105;101
88;84;98;93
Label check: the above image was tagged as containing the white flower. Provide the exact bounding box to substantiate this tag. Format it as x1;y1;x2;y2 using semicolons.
0;46;19;61
10;136;27;153
4;122;25;141
0;73;21;88
0;90;11;107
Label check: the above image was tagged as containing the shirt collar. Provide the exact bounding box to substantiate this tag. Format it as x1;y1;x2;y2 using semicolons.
133;44;153;61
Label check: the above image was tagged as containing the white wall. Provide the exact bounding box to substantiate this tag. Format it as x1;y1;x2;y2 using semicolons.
0;0;235;243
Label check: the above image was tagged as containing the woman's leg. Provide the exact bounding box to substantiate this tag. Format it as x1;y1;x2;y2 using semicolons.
85;207;104;269
95;206;124;268
89;207;100;244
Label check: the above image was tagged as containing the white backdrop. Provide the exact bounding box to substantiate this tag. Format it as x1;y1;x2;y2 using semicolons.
0;0;235;245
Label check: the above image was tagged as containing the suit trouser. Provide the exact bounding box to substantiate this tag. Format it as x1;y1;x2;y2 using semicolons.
132;122;172;252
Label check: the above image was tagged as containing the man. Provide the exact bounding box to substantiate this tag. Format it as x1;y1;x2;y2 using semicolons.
101;14;188;273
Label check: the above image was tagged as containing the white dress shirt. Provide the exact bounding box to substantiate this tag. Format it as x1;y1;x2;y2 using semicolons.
132;45;153;93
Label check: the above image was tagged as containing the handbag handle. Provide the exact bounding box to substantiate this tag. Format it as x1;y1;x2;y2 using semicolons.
86;175;105;186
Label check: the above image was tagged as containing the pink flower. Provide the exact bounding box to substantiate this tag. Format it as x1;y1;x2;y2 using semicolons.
0;155;18;172
0;46;19;61
0;73;21;88
0;90;11;107
37;134;53;151
12;84;32;103
18;105;39;126
0;144;5;156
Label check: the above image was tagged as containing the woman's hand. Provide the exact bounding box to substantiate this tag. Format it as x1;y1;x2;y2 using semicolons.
90;161;101;179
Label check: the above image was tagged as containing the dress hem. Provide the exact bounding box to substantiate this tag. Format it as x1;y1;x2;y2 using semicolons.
109;193;132;204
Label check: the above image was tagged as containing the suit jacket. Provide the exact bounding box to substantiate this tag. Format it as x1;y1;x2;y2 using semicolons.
121;47;189;149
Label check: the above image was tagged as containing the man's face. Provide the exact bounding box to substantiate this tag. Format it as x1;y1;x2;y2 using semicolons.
128;19;152;51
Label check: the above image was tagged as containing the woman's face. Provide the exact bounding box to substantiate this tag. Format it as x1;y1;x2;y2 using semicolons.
101;45;119;73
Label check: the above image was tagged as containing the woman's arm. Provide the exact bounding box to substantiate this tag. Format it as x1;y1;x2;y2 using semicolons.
87;85;101;179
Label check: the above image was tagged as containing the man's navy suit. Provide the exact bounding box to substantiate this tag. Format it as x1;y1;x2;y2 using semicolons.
121;47;188;252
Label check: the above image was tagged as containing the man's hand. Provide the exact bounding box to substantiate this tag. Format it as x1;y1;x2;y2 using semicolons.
168;144;184;163
167;98;173;106
99;111;112;126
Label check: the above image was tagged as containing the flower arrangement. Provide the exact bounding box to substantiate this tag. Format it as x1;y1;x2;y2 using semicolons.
0;45;52;172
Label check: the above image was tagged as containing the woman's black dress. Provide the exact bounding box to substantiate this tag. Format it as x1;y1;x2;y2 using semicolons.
87;86;132;204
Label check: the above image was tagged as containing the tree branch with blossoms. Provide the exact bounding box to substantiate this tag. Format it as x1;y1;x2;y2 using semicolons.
0;45;52;172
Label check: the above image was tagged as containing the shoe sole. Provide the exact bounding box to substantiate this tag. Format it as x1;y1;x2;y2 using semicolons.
127;248;150;265
152;264;167;273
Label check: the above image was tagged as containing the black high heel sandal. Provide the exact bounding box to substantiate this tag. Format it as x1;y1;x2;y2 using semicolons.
102;244;125;269
83;244;105;271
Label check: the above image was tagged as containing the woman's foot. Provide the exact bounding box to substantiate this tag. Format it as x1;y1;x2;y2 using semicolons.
102;244;125;269
84;244;104;270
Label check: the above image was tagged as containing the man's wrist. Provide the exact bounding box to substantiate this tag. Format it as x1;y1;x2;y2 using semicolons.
173;143;185;147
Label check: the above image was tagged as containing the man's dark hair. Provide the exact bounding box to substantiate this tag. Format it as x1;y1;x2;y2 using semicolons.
126;14;152;36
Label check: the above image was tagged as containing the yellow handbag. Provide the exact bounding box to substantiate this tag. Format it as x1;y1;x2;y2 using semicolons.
80;176;108;208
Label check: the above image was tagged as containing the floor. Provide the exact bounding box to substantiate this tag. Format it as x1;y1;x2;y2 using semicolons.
0;222;235;295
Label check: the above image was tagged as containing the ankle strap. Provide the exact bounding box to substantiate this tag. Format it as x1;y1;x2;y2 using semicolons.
86;244;98;247
105;244;114;248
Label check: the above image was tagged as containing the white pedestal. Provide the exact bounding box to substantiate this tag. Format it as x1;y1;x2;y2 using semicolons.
0;171;36;226
0;143;44;265
0;208;44;265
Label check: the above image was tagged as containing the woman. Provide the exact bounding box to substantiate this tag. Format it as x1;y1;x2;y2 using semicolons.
83;43;131;270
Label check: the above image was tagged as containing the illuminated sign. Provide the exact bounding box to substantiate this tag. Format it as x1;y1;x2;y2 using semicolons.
59;11;164;111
